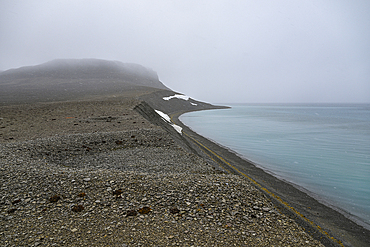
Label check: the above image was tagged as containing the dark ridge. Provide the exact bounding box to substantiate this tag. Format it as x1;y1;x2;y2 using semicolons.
0;59;170;105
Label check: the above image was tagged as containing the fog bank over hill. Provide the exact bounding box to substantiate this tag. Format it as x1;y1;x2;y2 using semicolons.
0;59;171;105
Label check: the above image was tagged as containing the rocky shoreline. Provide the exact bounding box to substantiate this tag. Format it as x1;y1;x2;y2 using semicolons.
0;96;325;246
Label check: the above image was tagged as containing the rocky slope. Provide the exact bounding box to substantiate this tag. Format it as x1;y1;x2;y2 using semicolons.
0;98;325;247
0;59;169;105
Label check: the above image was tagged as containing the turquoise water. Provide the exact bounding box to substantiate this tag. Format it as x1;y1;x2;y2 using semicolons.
180;104;370;228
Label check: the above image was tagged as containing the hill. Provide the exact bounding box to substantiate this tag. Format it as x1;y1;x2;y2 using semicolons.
0;59;170;105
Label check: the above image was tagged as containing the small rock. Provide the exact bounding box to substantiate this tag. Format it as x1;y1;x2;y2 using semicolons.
71;205;84;212
49;195;61;203
112;189;122;196
7;208;17;214
138;207;151;214
78;192;86;197
126;210;137;216
12;199;21;205
83;178;91;182
169;208;180;214
242;216;250;221
71;228;78;233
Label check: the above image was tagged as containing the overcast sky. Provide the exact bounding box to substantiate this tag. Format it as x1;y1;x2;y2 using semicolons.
1;0;369;103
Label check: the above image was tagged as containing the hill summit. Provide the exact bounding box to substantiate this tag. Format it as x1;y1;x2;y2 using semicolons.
0;59;170;105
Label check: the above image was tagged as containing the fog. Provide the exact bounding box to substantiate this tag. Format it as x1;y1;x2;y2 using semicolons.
1;0;369;103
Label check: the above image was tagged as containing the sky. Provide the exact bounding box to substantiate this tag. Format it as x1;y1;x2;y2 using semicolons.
1;0;370;103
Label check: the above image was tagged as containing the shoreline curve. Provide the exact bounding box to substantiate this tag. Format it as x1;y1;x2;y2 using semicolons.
135;93;370;247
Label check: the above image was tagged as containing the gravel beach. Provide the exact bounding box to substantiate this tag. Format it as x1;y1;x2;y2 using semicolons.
0;97;325;246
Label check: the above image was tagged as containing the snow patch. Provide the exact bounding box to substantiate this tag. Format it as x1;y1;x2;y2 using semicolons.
171;124;183;134
163;94;198;106
155;110;182;134
155;110;171;122
163;94;190;101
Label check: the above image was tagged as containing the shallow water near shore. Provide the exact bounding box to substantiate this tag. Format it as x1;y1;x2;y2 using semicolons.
180;103;370;228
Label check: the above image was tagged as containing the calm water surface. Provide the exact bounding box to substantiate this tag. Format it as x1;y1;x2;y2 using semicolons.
180;104;370;228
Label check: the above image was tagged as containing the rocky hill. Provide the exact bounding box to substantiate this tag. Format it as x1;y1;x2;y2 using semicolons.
0;59;170;105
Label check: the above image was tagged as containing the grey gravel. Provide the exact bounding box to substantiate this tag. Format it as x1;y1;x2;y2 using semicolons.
0;98;324;246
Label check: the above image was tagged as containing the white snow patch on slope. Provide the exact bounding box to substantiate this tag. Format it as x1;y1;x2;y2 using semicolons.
163;94;190;101
155;110;182;134
171;124;183;134
155;110;171;122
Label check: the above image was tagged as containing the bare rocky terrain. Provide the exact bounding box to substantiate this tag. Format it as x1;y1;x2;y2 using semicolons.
0;96;324;246
1;59;363;246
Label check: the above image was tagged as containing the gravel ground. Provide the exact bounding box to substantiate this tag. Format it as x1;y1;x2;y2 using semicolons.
0;98;324;246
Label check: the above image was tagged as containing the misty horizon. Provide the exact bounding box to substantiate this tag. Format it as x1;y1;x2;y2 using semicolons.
1;1;369;103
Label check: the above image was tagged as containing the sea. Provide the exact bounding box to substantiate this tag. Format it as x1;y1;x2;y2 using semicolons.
180;103;370;229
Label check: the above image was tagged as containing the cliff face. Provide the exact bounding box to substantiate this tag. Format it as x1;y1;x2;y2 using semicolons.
0;59;169;105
